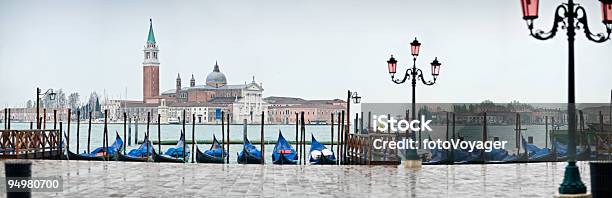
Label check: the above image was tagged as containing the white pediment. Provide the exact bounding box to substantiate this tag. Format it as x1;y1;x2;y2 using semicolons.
246;82;263;91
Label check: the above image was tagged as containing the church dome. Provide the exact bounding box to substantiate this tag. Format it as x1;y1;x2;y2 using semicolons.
206;62;227;87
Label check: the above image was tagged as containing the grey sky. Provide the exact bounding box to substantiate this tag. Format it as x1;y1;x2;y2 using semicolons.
1;0;611;107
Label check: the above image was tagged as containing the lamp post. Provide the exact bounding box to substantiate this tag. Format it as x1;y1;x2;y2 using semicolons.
36;87;56;129
345;90;361;164
386;37;442;167
519;0;612;195
346;91;362;130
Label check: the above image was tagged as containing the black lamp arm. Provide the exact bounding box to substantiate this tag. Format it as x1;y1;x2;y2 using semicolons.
575;5;612;43
528;4;568;40
416;69;437;86
391;68;413;84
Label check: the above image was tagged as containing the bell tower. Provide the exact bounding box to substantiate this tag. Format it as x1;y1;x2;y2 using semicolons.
176;73;181;97
190;74;196;87
143;18;160;103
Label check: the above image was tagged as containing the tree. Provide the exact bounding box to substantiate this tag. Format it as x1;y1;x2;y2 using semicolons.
68;93;80;110
26;100;33;108
88;92;99;118
56;89;67;108
95;98;100;112
88;92;99;109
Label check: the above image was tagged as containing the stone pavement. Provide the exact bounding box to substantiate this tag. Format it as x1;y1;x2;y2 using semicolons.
0;160;592;197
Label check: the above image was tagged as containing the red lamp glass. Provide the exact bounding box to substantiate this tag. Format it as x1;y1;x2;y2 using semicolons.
602;0;612;24
430;57;441;76
387;55;397;74
520;0;539;20
410;38;421;57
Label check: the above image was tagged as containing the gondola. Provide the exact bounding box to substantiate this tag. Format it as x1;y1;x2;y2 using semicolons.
423;136;451;165
521;136;556;162
153;132;188;163
272;131;298;165
485;148;528;164
237;136;262;164
195;135;227;164
554;140;591;161
117;136;154;162
453;149;484;164
423;148;526;164
423;147;449;165
309;134;336;165
67;132;123;161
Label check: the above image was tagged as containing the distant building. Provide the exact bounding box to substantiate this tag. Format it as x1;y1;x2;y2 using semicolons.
265;97;345;124
1;108;68;124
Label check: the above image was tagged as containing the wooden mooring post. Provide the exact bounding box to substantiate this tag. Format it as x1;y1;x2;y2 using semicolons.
87;111;92;154
336;112;341;165
44;108;47;130
182;110;186;161
53;109;56;158
446;112;450;164
221;111;225;163
192;113;195;163
341;110;345;165
3;108;6;129
301;111;306;165
147;112;151;162
295;112;299;165
123;112;127;155
330;113;334;153
76;110;80;154
52;109;55;131
226;114;230;164
58;122;63;160
158;113;162;157
104;109;109;161
551;116;555;152
482;112;487;162
135;116;139;146
67;109;71;158
545;116;548;149
260;111;265;165
128;116;132;146
451;113;455;164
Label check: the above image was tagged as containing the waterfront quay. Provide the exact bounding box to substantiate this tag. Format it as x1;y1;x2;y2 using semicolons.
0;160;590;197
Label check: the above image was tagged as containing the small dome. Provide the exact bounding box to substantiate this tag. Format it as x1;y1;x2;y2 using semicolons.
206;62;227;87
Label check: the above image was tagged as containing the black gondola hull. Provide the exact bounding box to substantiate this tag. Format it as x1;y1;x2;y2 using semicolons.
557;147;591;161
237;149;262;164
195;147;224;164
273;153;297;165
317;155;337;165
117;152;151;162
152;151;186;163
67;150;106;161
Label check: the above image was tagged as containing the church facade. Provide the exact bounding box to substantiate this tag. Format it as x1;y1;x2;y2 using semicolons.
113;19;347;124
121;19;268;124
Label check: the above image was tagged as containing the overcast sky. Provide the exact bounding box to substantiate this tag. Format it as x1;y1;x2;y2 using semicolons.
1;0;611;107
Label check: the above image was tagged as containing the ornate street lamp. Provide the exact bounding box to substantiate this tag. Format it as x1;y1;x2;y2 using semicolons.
351;92;361;104
519;0;611;195
344;90;361;164
410;38;421;57
386;37;442;167
36;87;56;129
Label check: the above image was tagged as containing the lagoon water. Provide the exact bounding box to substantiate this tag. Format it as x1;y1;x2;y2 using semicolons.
9;122;551;163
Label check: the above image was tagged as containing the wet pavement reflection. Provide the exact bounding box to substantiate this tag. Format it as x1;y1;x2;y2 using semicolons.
0;160;591;197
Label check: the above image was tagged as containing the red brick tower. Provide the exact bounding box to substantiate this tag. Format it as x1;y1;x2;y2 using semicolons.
143;19;160;103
